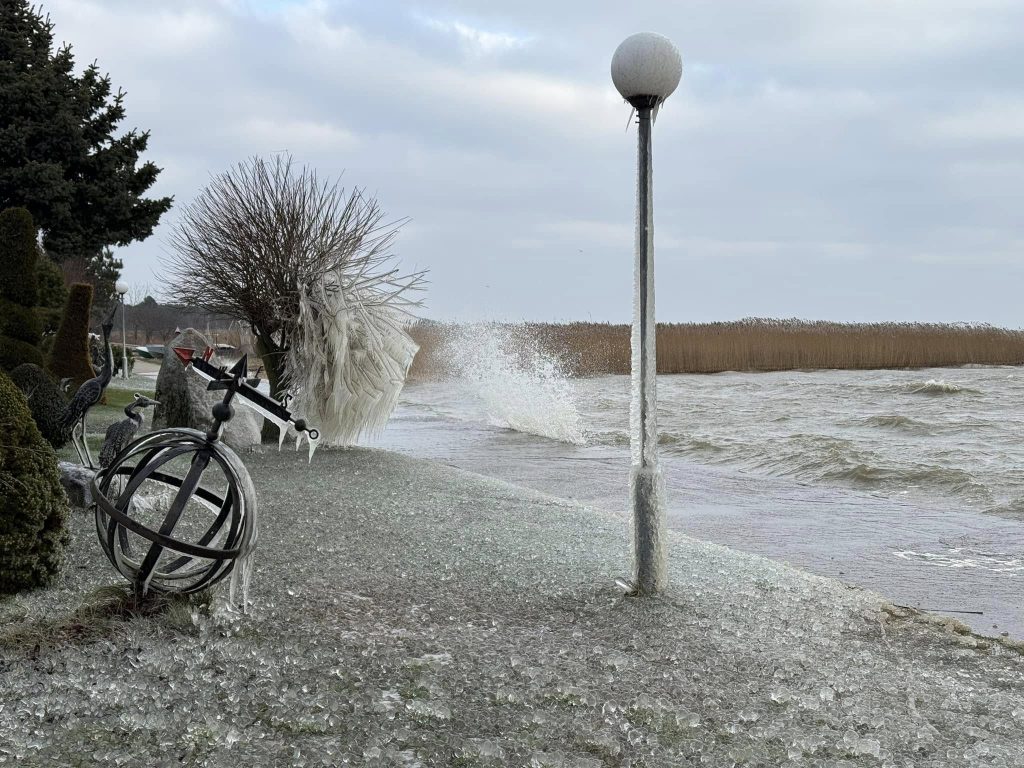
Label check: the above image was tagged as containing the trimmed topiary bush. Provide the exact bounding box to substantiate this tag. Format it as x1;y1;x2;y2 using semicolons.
0;207;44;371
35;252;68;336
48;283;95;388
8;363;70;448
0;370;69;594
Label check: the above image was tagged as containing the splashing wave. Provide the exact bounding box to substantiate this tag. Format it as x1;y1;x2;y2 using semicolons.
906;379;979;396
439;324;586;445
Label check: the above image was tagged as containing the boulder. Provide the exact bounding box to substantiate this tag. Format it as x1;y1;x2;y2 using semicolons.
58;461;96;508
151;329;263;452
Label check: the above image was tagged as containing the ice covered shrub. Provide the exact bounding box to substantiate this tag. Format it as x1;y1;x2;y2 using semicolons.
48;283;95;387
167;154;425;445
0;370;69;593
0;207;44;371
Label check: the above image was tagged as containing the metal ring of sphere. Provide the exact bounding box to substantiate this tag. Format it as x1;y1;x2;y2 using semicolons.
93;428;257;595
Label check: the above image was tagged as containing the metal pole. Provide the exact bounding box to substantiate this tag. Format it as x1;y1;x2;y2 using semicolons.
630;103;666;594
120;298;129;378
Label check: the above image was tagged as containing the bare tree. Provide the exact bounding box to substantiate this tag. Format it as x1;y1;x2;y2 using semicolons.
166;155;425;440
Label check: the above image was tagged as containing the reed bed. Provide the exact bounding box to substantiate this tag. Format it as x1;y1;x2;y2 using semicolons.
408;319;1024;378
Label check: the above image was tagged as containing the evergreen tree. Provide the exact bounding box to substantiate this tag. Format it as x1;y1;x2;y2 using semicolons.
0;1;172;263
0;206;43;370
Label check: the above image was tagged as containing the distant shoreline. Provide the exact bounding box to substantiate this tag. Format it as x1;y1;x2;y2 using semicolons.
409;319;1024;378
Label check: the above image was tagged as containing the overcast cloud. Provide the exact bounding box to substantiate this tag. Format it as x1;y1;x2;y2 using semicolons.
43;0;1024;325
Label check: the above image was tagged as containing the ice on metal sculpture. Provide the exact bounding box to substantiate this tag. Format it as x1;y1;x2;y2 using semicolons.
177;347;321;458
281;262;422;447
91;352;318;608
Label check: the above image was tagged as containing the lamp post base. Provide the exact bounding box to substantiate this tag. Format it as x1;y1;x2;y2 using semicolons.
629;463;667;595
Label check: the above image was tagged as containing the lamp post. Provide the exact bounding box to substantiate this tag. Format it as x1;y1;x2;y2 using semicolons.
115;281;129;378
611;32;682;596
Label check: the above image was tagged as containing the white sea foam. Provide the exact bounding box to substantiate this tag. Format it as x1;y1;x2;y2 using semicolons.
908;379;974;395
439;323;586;445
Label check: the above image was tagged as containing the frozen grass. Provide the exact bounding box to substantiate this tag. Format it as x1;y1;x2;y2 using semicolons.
2;448;1023;766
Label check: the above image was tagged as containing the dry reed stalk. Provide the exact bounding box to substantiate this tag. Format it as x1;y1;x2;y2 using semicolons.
408;319;1024;379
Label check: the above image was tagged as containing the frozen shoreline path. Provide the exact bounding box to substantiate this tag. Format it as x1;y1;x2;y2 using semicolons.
2;449;1024;766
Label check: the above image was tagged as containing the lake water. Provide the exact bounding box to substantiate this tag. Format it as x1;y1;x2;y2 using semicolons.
367;327;1024;639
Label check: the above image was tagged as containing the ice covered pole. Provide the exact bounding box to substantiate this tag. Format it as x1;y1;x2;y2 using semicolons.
611;32;683;595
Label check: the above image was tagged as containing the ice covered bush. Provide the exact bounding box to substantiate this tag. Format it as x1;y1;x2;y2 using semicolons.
167;154;425;445
0;370;69;593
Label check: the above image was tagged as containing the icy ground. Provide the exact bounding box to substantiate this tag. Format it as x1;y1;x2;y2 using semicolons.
2;449;1024;767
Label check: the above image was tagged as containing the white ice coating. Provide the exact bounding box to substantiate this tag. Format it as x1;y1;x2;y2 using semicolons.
629;104;667;592
4;448;1023;766
282;267;419;447
224;447;259;613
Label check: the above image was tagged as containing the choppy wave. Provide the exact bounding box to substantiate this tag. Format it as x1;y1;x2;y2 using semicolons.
906;379;980;396
825;463;989;499
437;324;586;445
893;549;1024;572
591;429;726;455
856;414;932;433
985;498;1024;519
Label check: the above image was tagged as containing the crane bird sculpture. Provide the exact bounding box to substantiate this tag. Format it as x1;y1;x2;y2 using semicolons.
62;301;120;467
91;350;318;602
98;393;160;468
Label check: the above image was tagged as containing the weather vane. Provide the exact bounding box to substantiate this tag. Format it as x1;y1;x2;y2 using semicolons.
91;349;318;603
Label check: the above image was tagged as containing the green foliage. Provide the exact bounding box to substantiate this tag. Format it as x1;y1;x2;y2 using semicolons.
0;207;38;305
35;252;67;335
89;336;130;376
87;247;124;323
0;208;43;370
0;370;69;594
0;1;172;263
48;283;95;386
113;344;134;376
8;363;69;448
0;334;43;372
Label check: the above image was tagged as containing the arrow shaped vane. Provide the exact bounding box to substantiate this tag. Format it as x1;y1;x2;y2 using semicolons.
174;348;321;454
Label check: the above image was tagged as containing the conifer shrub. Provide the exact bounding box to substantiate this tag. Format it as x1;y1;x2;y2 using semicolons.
48;283;95;387
0;207;43;371
0;370;69;594
8;363;69;448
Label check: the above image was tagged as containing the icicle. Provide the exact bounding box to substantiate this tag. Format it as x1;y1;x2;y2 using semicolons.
280;257;422;447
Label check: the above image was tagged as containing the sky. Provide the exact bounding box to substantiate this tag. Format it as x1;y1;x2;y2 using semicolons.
43;0;1024;326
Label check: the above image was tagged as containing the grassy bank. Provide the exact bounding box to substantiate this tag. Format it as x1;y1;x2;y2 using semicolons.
409;319;1024;378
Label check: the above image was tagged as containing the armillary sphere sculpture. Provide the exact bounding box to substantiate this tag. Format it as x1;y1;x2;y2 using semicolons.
91;351;319;598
